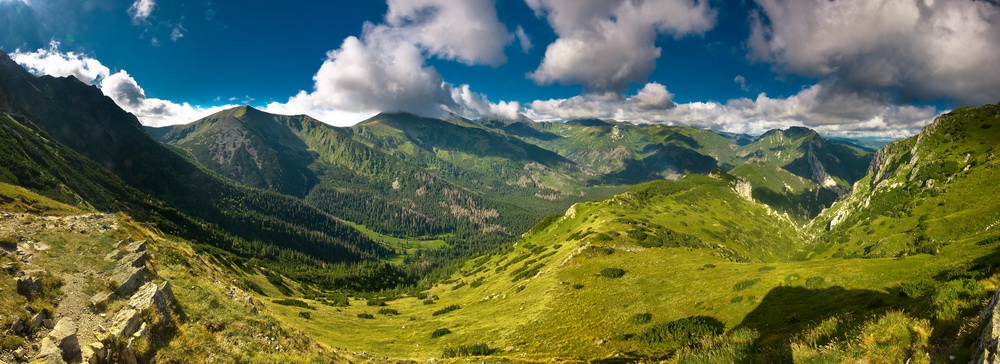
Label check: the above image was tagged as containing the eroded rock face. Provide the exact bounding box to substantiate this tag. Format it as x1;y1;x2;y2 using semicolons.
30;318;80;364
972;289;1000;363
108;281;174;338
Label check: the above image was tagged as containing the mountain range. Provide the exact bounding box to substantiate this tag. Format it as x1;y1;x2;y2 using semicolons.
1;49;999;362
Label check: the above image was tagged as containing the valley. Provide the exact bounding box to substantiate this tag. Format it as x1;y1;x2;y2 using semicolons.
0;47;999;363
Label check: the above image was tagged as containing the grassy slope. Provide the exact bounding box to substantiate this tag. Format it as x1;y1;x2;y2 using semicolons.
254;105;1000;362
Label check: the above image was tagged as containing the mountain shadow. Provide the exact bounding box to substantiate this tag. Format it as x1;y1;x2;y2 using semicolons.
735;285;901;363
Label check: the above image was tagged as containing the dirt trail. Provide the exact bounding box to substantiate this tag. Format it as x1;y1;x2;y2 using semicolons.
54;271;106;353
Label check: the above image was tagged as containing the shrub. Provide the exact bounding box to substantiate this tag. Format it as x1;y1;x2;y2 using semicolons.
430;328;452;338
758;266;776;272
630;313;653;325
366;298;387;306
442;343;493;358
733;278;760;292
805;277;826;288
272;299;315;310
572;283;584;289
298;312;311;319
0;334;23;351
703;264;716;269
432;305;461;316
322;292;349;307
637;316;725;348
357;313;374;319
599;268;626;278
423;299;436;305
469;278;485;288
377;308;399;316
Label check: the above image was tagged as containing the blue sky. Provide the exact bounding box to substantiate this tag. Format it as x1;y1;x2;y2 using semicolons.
3;0;999;137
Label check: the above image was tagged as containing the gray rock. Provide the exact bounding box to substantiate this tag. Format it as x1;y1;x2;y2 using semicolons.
42;318;54;330
126;240;146;254
48;318;80;361
10;317;24;334
89;291;115;310
108;307;141;338
104;250;125;262
30;310;47;329
119;251;148;269
972;289;1000;363
81;341;105;364
16;275;42;300
110;265;151;297
30;338;65;364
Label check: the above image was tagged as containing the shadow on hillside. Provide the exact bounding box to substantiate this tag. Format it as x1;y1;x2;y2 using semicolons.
734;285;899;363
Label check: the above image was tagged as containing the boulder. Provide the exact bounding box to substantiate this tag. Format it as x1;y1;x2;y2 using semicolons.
80;341;105;364
104;250;125;262
16;275;42;300
107;307;142;338
30;338;65;364
119;250;148;269
972;289;1000;363
126;240;146;254
89;291;115;310
10;317;24;334
110;265;151;297
30;310;47;330
47;318;80;362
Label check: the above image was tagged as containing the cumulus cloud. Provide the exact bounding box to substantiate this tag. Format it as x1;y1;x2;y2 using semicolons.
128;0;155;24
734;75;748;92
267;0;521;122
12;44;233;127
527;81;940;138
750;0;1000;105
526;0;716;93
11;41;110;84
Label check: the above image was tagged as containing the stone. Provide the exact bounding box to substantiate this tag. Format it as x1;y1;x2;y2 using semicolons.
104;250;125;262
48;318;80;362
89;291;115;310
119;250;148;269
42;318;54;329
110;265;151;296
10;317;24;334
30;310;47;329
81;341;105;364
107;307;141;338
16;275;42;300
30;338;65;364
125;240;146;254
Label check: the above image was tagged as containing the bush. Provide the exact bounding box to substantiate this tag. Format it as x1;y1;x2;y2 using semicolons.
630;313;653;325
272;299;315;310
599;268;626;278
805;277;826;288
430;328;452;338
733;278;760;292
298;312;311;319
637;316;725;348
357;313;374;319
572;283;584;289
366;298;387;306
758;266;776;272
423;299;435;305
442;343;493;358
432;304;461;316
377;308;399;315
322;292;350;307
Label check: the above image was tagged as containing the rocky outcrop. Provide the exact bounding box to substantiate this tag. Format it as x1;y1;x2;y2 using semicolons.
107;240;152;296
972;289;1000;363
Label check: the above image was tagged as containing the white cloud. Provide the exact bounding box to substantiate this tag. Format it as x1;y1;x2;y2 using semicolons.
526;0;716;92
734;75;748;92
267;0;521;123
11;41;109;85
170;23;185;42
385;0;512;66
750;0;1000;105
527;82;940;138
514;26;533;53
12;44;233;127
128;0;155;24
